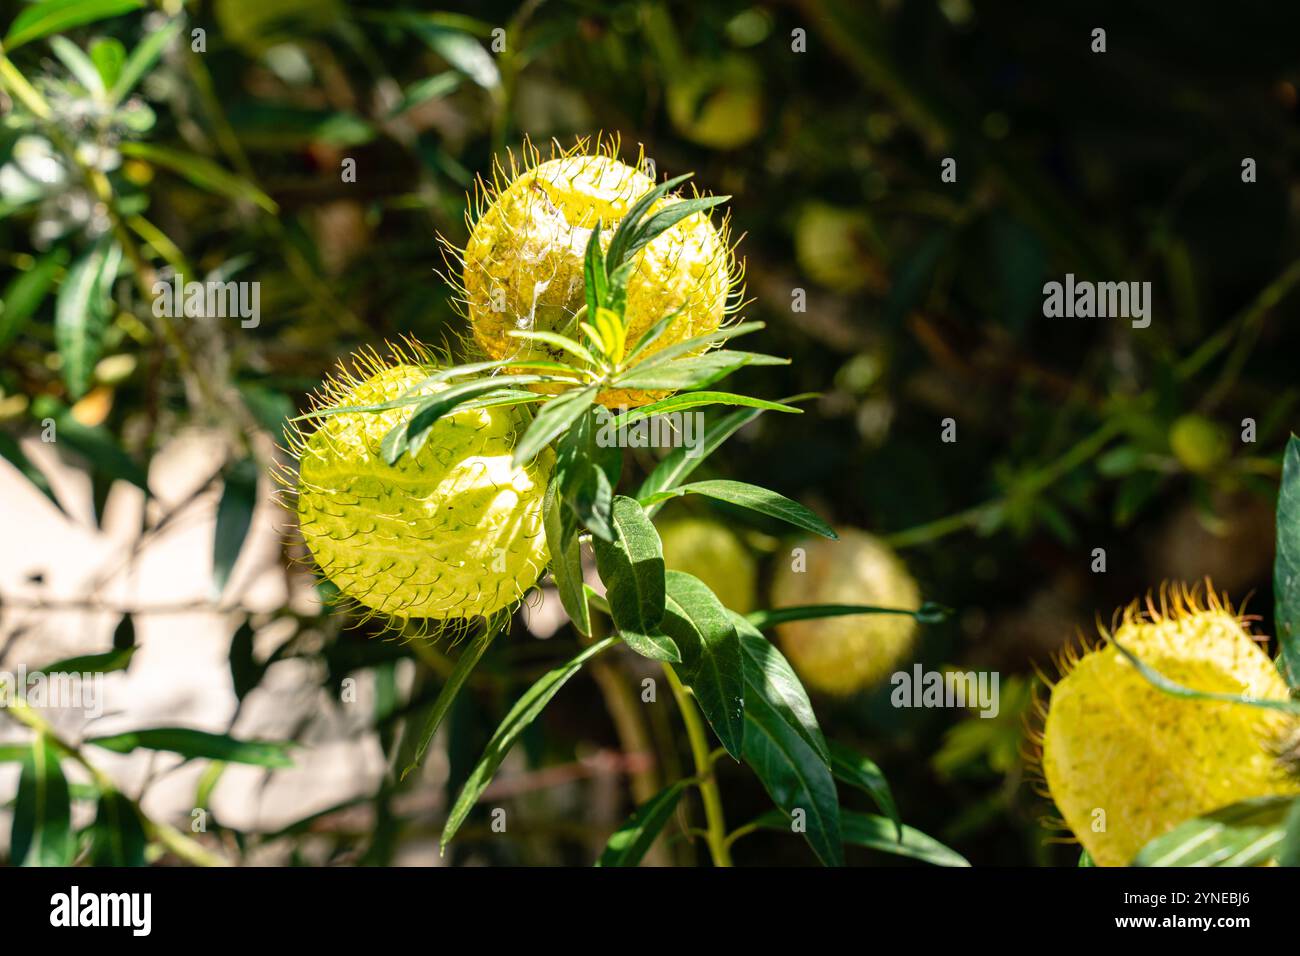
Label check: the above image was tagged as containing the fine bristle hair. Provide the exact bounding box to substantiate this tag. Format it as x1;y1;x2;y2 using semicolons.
273;337;529;641
436;133;747;362
1021;579;1269;845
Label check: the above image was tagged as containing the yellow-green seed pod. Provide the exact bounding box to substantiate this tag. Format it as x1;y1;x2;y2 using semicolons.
793;203;888;295
771;529;921;695
459;142;737;409
291;351;550;624
1169;414;1230;473
667;55;764;150
658;515;758;614
1039;587;1299;866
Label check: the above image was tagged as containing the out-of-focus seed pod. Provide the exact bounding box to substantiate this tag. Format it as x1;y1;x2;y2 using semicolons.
770;529;920;694
1038;587;1299;866
658;515;758;613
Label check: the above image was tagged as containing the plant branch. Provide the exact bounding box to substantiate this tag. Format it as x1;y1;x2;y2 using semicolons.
663;663;731;867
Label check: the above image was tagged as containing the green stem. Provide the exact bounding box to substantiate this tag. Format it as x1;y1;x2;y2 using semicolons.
663;664;731;867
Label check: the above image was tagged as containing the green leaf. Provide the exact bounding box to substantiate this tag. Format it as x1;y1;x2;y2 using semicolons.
511;385;597;468
441;636;620;850
89;37;125;90
839;811;969;866
614;350;786;392
583;219;607;317
1112;638;1300;715
387;71;461;117
747;602;950;630
0;248;64;349
591;496;679;662
612;391;800;429
213;458;258;596
621;195;729;262
86;728;294;768
732;613;829;764
228;619;258;701
1275;435;1300;689
742;693;841;866
544;481;591;636
417;26;500;89
400;622;498;781
4;0;144;51
55;239;119;400
31;396;149;493
828;741;901;841
623;320;767;372
109;19;180;103
554;405;618;542
226;104;376;149
89;789;146;866
401;380;522;460
642;479;837;539
595;781;684;867
1078;849;1095;866
507;329;599;369
605;173;692;270
0;431;62;513
50;36;105;95
32;645;135;676
662;571;744;758
11;734;73;866
119;142;278;214
1133;795;1295;866
638;405;763;511
622;305;687;366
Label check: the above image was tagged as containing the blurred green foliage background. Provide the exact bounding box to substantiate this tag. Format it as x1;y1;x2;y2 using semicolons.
2;0;1299;865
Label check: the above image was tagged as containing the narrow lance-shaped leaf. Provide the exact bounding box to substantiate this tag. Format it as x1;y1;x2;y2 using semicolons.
212;458;258;596
742;689;842;866
606;173;693;269
595;781;685;867
110;18;181;104
30;396;150;493
638;406;763;510
441;636;620;850
33;645;135;676
90;789;147;866
86;727;294;768
54;239;119;400
0;248;65;349
1134;795;1294;866
1112;639;1300;715
661;571;744;758
752;809;969;867
119;142;278;214
4;0;145;51
731;612;829;764
512;386;598;468
828;740;901;841
11;733;73;866
642;479;838;540
1274;435;1300;689
747;601;951;630
583;219;607;316
591;496;679;662
544;481;591;636
555;405;619;543
620;195;730;261
400;619;500;781
0;432;62;513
